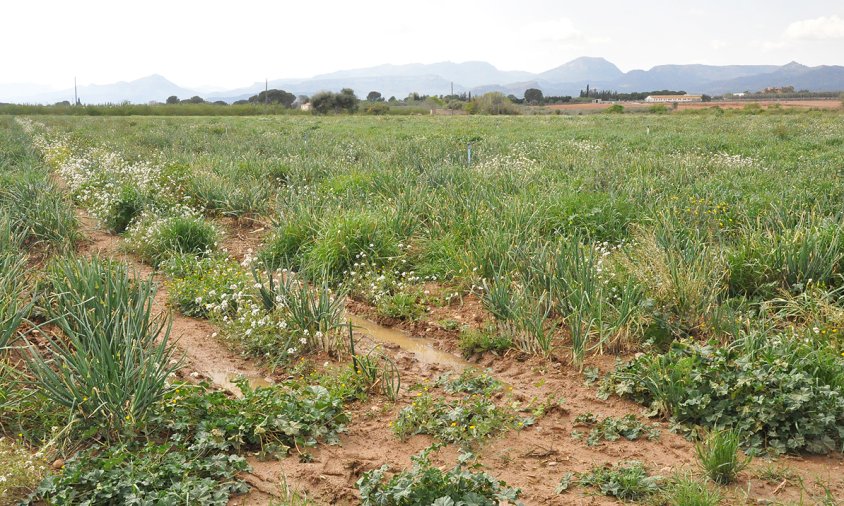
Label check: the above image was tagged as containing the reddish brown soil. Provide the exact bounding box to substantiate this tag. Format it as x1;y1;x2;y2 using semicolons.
72;211;844;505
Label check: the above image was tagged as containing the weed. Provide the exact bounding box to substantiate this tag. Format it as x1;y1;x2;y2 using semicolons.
357;445;521;505
572;413;660;446
458;326;512;357
695;429;751;484
663;473;721;506
579;461;662;500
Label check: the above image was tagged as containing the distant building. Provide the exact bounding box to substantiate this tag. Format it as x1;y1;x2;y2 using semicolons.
644;94;702;103
300;102;312;111
732;92;746;97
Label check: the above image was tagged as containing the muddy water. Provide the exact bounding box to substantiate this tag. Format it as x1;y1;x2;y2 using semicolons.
347;315;469;370
204;370;274;396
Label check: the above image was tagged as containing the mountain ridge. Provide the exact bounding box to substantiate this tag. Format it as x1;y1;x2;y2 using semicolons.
4;58;843;104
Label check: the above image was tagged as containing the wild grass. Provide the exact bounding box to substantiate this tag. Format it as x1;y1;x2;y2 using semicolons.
695;428;752;484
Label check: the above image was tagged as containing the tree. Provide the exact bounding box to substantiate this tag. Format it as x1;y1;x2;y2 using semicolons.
336;88;359;113
310;89;359;114
366;91;383;102
467;92;518;115
524;88;544;105
166;95;179;104
183;96;205;104
248;89;296;107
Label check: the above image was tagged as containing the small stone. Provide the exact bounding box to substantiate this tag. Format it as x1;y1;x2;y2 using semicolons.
52;458;65;469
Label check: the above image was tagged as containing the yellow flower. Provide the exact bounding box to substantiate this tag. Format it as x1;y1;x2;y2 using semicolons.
469;425;475;430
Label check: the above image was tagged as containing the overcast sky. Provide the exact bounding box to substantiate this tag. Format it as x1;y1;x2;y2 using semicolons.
2;0;843;89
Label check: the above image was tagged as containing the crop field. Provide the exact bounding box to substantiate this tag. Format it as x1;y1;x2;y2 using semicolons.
1;110;844;505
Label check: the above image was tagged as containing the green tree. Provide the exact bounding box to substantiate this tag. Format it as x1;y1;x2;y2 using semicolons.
165;96;179;104
366;91;383;102
524;88;544;105
248;89;296;107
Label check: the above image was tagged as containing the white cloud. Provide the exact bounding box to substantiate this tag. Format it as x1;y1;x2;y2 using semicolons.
710;39;728;50
785;15;844;40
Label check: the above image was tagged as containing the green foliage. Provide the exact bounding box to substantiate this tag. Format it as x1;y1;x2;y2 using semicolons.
435;369;502;396
303;210;399;281
0;176;80;251
128;214;219;266
392;387;530;445
572;413;660;446
662;474;721;506
0;437;48;504
579;461;662;500
0;252;30;349
310;89;359;114
377;291;425;320
29;256;179;439
32;441;249;505
357;445;521;506
605;104;625;114
695;429;751;484
603;335;844;454
164;254;248;317
458;326;512;357
349;324;402;401
103;184;146;233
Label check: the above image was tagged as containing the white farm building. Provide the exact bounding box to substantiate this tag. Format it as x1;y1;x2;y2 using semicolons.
644;94;702;103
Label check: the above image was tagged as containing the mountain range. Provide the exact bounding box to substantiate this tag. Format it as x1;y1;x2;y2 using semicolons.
4;57;843;105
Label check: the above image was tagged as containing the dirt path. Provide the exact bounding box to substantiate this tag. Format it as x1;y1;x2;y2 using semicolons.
72;210;844;505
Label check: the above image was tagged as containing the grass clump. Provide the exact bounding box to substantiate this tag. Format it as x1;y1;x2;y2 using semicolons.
662;474;721;506
579;461;662;500
376;290;426;320
357;445;521;506
28;256;179;439
303;210;399;281
127;214;218;266
695;429;751;485
0;252;30;349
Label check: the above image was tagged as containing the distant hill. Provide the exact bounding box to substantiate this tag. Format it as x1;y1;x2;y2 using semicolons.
4;58;843;104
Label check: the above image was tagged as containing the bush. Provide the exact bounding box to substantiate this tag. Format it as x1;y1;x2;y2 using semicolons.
603;334;844;454
357;445;521;506
605;104;624;114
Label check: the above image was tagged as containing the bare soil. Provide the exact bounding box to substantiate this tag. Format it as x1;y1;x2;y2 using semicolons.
73;211;844;505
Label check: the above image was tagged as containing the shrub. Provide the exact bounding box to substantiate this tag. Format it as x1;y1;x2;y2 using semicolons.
603;334;844;454
605;104;624;114
357;445;521;506
28;257;179;438
695;429;751;484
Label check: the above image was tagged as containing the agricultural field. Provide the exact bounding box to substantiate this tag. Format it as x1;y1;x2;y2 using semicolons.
1;110;844;505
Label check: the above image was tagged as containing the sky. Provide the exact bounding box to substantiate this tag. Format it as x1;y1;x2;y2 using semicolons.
2;0;843;89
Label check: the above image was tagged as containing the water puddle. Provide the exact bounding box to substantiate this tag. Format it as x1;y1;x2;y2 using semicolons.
204;370;274;396
347;315;469;370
